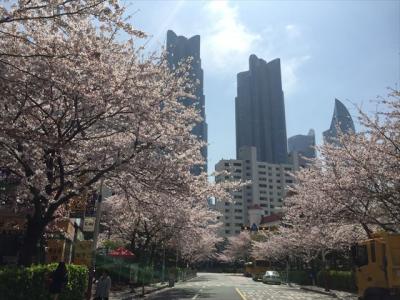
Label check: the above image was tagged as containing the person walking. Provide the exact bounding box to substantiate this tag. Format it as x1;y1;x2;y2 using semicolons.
95;270;112;300
48;262;68;300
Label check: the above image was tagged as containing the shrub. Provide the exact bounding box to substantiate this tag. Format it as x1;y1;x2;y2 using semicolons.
316;270;356;292
279;270;312;285
0;263;88;300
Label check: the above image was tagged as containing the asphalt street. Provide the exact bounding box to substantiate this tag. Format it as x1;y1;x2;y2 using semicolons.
147;272;342;300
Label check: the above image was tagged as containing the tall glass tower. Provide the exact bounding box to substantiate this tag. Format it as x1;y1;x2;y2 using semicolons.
323;99;355;145
166;30;207;174
235;55;288;164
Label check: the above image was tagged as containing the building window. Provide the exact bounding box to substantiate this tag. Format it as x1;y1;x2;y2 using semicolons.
286;179;293;183
268;173;272;176
245;160;250;163
259;171;266;175
235;223;243;227
235;216;243;219
259;184;267;188
269;185;273;189
284;167;292;171
258;165;266;168
276;180;281;183
259;177;267;181
270;205;274;208
235;230;240;234
246;166;251;170
246;173;251;176
225;209;230;212
225;230;230;234
234;169;242;173
224;163;229;167
277;186;282;190
234;175;241;179
234;195;242;199
235;202;242;206
233;163;242;166
225;202;230;206
225;223;230;226
260;204;267;207
234;209;243;213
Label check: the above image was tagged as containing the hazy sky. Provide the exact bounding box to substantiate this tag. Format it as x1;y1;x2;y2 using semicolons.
127;0;400;174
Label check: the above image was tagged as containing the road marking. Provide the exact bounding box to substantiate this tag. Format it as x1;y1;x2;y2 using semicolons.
192;286;204;299
235;288;248;300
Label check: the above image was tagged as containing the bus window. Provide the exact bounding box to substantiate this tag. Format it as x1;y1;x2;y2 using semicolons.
370;241;376;263
356;245;368;267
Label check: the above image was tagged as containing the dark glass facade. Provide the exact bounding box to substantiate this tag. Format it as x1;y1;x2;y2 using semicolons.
235;55;288;164
166;30;207;174
323;99;355;145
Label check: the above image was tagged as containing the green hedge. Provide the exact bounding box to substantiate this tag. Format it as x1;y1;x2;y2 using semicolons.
0;264;88;300
316;270;356;292
279;270;312;285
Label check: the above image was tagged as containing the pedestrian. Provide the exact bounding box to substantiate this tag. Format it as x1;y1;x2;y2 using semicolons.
48;262;68;300
95;270;112;300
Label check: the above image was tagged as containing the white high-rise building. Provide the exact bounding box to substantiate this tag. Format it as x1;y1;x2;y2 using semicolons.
215;146;294;237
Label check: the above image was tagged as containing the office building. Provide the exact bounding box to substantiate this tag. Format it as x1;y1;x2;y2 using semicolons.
166;30;207;174
235;55;288;164
288;129;316;168
323;99;355;145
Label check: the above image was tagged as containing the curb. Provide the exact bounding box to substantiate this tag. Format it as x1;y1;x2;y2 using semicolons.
300;286;337;298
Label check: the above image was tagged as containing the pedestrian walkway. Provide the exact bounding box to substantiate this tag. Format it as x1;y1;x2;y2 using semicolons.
295;284;358;300
109;282;168;300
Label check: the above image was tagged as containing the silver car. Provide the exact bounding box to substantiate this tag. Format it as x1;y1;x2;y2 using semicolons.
262;270;282;284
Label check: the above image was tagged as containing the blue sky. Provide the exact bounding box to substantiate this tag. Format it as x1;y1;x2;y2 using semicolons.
127;0;400;174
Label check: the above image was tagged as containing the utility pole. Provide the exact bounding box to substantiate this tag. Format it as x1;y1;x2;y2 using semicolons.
86;179;104;300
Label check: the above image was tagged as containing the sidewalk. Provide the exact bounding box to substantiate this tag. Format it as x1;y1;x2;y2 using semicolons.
288;283;358;300
109;282;169;300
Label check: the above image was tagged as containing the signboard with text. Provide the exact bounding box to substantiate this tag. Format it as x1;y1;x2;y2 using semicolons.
73;240;92;266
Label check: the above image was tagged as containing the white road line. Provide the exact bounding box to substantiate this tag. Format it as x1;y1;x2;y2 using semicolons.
192;286;205;299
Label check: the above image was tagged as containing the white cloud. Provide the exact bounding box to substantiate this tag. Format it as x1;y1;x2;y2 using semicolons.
281;55;311;94
199;1;310;94
201;0;261;72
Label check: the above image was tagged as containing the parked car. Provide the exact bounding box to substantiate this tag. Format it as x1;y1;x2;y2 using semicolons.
262;271;282;284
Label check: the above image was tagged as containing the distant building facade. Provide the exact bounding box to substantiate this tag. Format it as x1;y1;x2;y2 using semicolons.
288;129;316;168
236;55;288;164
215;146;294;237
166;30;207;174
323;99;355;145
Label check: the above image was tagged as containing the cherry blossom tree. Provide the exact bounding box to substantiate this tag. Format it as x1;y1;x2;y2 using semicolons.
217;231;252;263
252;91;399;261
0;0;207;265
100;174;230;265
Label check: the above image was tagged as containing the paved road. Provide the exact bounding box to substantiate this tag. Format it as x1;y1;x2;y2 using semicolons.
148;272;343;300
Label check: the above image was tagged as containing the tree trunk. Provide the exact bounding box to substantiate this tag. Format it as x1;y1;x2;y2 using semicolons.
18;216;46;266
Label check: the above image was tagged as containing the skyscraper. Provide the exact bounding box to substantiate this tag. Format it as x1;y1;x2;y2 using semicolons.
323;99;355;145
288;129;316;168
235;55;288;164
166;30;207;174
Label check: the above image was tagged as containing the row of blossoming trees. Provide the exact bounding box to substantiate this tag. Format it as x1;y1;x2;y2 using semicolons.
0;0;233;266
222;92;400;267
